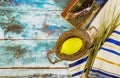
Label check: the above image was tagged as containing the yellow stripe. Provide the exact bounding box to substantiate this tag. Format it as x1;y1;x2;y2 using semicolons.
70;65;85;72
70;66;81;72
111;33;120;40
104;43;120;50
96;57;120;67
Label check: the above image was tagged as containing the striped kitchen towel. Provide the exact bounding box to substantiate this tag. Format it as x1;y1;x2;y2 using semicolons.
89;25;120;78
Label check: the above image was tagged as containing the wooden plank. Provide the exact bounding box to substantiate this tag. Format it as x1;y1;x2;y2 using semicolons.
0;69;70;77
0;0;71;10
0;10;71;39
0;40;70;67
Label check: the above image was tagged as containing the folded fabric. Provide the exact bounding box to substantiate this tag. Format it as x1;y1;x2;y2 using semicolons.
89;25;120;78
68;0;120;78
68;55;88;78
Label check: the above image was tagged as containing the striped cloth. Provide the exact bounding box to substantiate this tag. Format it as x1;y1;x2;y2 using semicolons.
67;1;108;78
89;25;120;78
68;55;88;78
68;0;120;78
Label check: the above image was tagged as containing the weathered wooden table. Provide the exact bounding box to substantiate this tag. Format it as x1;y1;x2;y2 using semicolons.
0;0;72;77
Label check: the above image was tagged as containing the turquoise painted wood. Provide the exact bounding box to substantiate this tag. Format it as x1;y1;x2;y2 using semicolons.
0;0;72;67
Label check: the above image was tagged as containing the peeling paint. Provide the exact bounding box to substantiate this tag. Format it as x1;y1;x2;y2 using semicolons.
0;0;72;77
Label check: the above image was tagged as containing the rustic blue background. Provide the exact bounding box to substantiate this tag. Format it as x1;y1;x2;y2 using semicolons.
0;0;72;68
0;0;72;77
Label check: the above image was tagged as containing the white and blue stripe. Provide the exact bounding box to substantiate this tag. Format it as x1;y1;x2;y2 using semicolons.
68;56;88;78
89;26;120;78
